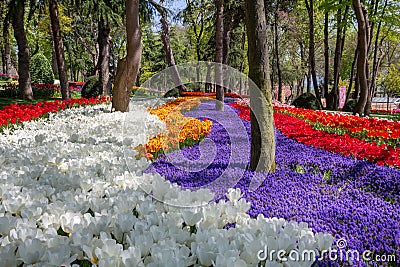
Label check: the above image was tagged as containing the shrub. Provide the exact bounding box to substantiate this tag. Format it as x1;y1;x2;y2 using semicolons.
291;93;322;110
343;99;357;112
30;54;54;84
163;88;181;98
0;84;19;98
81;76;101;98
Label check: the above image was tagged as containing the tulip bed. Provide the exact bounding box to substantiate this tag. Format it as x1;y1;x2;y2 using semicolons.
136;97;212;160
150;99;400;266
0;97;108;130
0;100;336;266
231;102;400;168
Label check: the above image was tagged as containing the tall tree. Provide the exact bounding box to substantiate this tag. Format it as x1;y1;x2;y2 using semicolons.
97;15;111;96
49;0;70;99
214;0;224;110
112;0;142;112
245;0;275;172
323;10;329;99
2;18;11;79
305;0;322;107
352;0;370;115
149;0;185;92
9;0;33;100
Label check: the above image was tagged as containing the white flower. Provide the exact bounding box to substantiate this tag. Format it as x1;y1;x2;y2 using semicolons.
226;188;243;203
17;238;45;264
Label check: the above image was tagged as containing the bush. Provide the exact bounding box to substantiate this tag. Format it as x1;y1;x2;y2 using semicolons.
30;54;54;84
0;84;18;98
291;93;322;110
81;76;101;98
343;99;357;112
163;88;181;98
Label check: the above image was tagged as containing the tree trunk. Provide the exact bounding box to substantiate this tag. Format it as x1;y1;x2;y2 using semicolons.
245;0;275;173
330;3;347;110
10;0;33;100
305;0;322;108
49;0;70;100
222;7;233;93
274;10;283;102
3;20;12;79
214;0;224;111
353;0;370;116
98;16;111;96
346;44;358;102
112;0;142;112
364;0;388;116
149;0;185;92
323;12;329;99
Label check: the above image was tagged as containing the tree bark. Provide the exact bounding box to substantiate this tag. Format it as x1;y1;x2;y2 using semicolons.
330;3;349;110
245;0;275;172
149;0;185;92
3;20;12;79
364;0;387;116
353;0;370;116
98;15;111;96
323;11;329;99
112;0;142;112
214;0;224;111
10;0;33;100
49;0;70;100
274;10;283;102
346;43;358;102
305;0;322;108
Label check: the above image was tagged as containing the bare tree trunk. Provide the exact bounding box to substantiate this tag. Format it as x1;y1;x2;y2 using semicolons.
245;0;275;173
323;12;329;99
274;10;283;102
3;20;12;79
205;62;212;92
98;16;111;96
222;8;233;93
346;44;358;102
112;0;142;112
214;0;224;111
305;0;322;108
49;0;70;99
149;0;185;92
364;0;387;116
10;0;33;100
330;3;349;110
353;0;370;116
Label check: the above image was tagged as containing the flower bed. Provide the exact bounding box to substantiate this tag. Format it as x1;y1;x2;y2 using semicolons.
136;97;212;160
231;101;400;167
0;97;109;129
0;101;333;266
274;105;400;148
149;100;400;266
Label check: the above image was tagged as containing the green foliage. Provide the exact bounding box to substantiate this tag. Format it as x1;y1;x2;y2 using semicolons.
29;54;54;84
81;76;101;98
383;64;400;97
292;93;322;110
163;88;181;98
31;85;56;99
343;99;357;112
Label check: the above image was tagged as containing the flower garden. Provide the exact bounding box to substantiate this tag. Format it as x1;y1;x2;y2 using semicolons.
0;95;398;266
